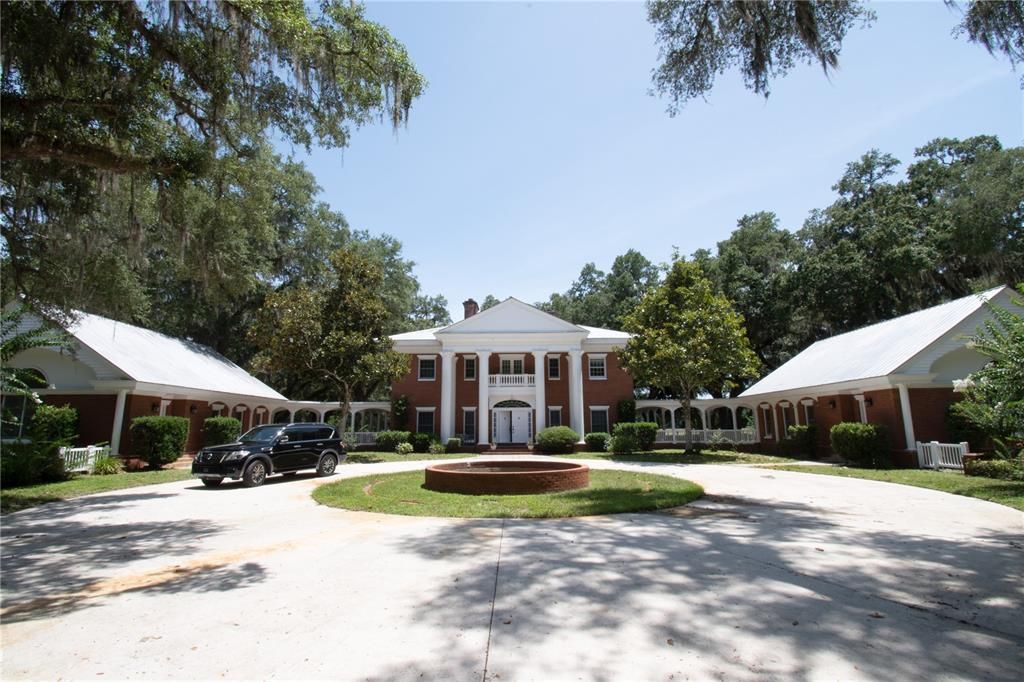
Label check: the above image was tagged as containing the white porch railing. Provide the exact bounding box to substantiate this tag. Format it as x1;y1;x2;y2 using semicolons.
59;445;110;473
656;428;757;444
489;374;535;388
349;432;379;445
916;441;968;470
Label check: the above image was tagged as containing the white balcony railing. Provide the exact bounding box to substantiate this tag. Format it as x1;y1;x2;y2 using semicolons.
489;374;536;388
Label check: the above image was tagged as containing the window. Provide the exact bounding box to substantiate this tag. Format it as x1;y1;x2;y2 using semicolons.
803;403;816;425
418;356;436;381
499;355;524;374
464;356;477;380
761;406;774;438
780;403;794;432
463;408;477;444
548;356;560;379
588;355;606;379
416;408;435;434
590;407;609;434
548;407;562;427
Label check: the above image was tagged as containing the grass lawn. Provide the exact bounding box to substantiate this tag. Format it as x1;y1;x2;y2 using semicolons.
345;451;473;464
777;465;1024;512
558;449;800;465
313;469;703;518
1;469;192;514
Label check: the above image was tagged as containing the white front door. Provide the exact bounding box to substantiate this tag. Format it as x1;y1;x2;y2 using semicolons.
492;409;531;444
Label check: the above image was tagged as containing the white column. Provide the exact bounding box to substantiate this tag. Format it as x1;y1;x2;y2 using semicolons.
854;395;868;423
532;351;546;438
897;383;916;451
110;389;128;455
477;351;490;447
730;406;738;430
440;351;455;440
752;407;761;442
569;350;585;441
669;407;677;444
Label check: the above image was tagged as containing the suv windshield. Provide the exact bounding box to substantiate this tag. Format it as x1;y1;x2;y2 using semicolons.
239;425;284;443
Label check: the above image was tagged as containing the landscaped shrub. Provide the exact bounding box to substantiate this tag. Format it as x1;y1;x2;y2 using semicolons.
203;417;241;446
707;431;736;452
946;404;988;452
965;458;1024;481
376;430;411;452
391;395;409;430
536;426;579;454
29;403;78;443
584;432;610;452
130;416;190;469
409;432;434;453
611;422;659;453
395;442;414;455
830;422;889;468
445;437;462;453
616;398;636;424
0;441;67;486
786;424;817;458
428;442;446;455
92;453;123;475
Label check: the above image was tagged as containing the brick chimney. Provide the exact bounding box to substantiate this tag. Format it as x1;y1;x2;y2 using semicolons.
463;298;479;319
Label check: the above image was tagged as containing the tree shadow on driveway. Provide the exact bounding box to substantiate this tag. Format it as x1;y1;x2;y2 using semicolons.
1;491;266;624
374;493;1024;681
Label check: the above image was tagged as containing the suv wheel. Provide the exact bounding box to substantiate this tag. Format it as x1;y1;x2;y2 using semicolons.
243;460;268;487
317;453;338;477
201;477;223;488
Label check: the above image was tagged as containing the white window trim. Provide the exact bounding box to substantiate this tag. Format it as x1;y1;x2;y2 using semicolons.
760;404;774;439
462;407;477;442
588;354;607;380
499;354;525;375
415;406;436;433
417;354;437;381
547;354;561;380
589;406;610;433
463;356;477;381
548;406;563;426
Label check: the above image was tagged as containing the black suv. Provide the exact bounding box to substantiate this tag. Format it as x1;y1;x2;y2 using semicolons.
192;423;347;488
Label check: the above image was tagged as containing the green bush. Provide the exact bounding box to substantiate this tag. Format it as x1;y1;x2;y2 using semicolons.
946;403;988;452
203;417;241;446
966;458;1024;481
376;430;411;451
29;403;78;443
409;432;434;453
584;432;610;452
786;424;817;458
428;442;446;455
130;416;190;469
445;437;462;453
92;453;124;475
707;431;736;452
611;422;659;453
0;441;67;486
536;426;579;454
830;422;889;468
616;398;636;424
395;442;414;455
391;395;409;430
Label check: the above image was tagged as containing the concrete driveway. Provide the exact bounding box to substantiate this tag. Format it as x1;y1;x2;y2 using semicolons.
2;458;1022;681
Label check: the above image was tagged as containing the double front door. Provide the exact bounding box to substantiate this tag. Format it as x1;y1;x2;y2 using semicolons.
493;408;532;444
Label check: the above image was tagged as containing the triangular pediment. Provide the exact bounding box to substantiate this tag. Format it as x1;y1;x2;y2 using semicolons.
437;298;585;335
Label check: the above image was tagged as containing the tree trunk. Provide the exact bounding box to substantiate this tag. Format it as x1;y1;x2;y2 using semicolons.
680;388;692;451
337;384;353;436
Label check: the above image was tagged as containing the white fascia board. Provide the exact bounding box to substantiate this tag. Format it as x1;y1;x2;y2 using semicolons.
392;340;443;354
740;376;899;403
130;382;285;405
437;331;587;353
582;340;627;353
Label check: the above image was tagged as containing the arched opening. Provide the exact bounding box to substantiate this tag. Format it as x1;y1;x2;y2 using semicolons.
271;409;291;424
493;399;531;408
492;400;533;444
0;368;49;439
706;406;735;429
354;409;389;432
293;409;319;423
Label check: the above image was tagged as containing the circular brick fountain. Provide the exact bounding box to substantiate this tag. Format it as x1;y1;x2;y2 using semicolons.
424;460;590;495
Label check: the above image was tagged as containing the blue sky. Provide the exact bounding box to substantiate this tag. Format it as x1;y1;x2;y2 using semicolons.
286;1;1022;322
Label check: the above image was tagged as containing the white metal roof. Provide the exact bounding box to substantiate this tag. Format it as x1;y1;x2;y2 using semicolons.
69;312;286;400
579;325;631;341
740;286;1007;398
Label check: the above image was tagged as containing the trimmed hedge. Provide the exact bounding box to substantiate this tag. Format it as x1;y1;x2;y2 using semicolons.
376;430;411;452
445;437;462;453
410;432;434;453
130;416;190;469
396;442;414;455
830;422;889;468
584;432;610;452
616;399;636;424
966;459;1024;481
536;426;579;454
0;441;67;486
203;417;241;446
29;403;78;443
611;422;659;454
786;424;817;458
